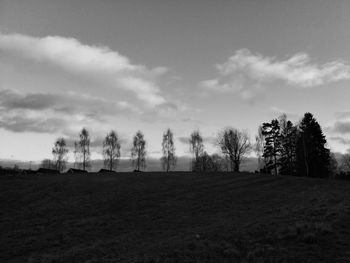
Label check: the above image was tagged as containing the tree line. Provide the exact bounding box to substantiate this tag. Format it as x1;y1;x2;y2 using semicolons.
255;112;334;178
43;111;345;178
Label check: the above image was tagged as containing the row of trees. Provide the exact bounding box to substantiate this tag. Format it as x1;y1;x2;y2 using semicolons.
46;112;335;178
189;129;251;172
48;128;176;172
255;113;331;177
47;126;252;173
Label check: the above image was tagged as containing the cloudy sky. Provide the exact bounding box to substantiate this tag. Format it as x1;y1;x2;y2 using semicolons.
1;0;350;161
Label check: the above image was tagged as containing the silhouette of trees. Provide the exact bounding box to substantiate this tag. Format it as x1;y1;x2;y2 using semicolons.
194;152;224;172
41;159;55;169
255;125;267;172
279;115;298;176
161;128;176;172
103;130;121;171
296;113;330;177
131;130;146;171
218;128;251;172
189;130;204;171
260;113;331;178
77;128;91;171
262;119;282;175
52;137;68;172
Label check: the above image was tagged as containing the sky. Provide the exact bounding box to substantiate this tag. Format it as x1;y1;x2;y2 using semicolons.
1;0;350;162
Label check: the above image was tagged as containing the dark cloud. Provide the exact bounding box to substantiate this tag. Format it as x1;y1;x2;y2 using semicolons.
332;121;350;134
64;132;129;156
178;137;189;144
0;90;56;110
0;89;141;134
0;89;138;118
177;136;217;145
204;136;217;145
329;136;350;144
0;114;67;134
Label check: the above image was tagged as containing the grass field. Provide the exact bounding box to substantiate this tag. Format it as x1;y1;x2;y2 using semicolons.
1;172;350;263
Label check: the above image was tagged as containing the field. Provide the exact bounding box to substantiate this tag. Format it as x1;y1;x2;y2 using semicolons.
1;172;350;263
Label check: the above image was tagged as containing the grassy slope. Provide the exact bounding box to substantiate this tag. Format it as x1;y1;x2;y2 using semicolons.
1;172;350;263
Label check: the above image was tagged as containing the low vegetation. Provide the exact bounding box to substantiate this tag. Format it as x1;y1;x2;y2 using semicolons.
1;172;350;262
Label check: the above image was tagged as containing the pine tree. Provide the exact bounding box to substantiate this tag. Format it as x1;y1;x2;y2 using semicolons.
262;119;282;175
296;113;330;177
279;119;298;176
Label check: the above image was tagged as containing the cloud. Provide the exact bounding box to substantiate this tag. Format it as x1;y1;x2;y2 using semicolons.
178;137;189;145
0;32;167;106
178;136;216;145
200;49;350;99
268;106;299;120
331;121;350;134
0;89;141;134
334;111;350;120
329;136;350;145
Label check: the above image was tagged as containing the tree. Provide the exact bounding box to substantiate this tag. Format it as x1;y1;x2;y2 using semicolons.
161;128;176;172
296;113;330;177
131;130;146;171
193;152;224;172
329;152;338;178
255;125;268;172
73;142;79;168
218;128;251;172
279;115;298;176
262;119;282;175
52;137;68;172
189;130;204;171
78;128;91;171
103;130;121;171
41;159;55;169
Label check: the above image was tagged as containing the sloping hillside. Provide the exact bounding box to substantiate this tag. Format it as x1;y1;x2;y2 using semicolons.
1;172;350;262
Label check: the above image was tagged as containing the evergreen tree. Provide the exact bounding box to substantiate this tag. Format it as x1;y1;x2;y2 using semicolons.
296;113;330;178
262;119;282;175
279;118;298;176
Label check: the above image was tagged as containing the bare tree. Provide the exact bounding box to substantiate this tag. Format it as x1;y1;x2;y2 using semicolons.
103;130;121;171
218;128;251;172
189;130;204;171
255;125;267;172
161;128;176;172
131;130;146;171
52;137;68;172
78;128;90;171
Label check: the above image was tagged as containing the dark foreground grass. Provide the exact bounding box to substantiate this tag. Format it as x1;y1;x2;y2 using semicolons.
1;172;350;263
